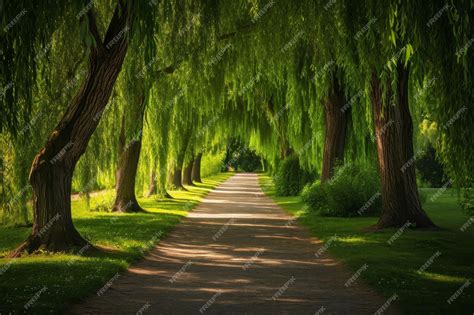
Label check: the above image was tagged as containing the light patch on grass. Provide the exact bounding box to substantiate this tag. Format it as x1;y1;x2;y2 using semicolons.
0;172;233;313
418;272;468;284
258;173;474;314
336;236;377;244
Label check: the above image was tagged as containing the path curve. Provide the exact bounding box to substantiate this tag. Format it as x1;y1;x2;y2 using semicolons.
69;173;398;315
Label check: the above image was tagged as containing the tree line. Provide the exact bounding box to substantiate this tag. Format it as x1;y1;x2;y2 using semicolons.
0;0;472;255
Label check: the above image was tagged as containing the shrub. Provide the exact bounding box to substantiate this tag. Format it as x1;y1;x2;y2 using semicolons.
274;155;315;196
89;199;113;212
222;139;262;172
302;163;382;217
301;180;329;212
416;145;447;187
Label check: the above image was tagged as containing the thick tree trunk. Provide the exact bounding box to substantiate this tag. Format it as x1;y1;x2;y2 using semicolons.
321;78;349;182
112;137;144;212
10;4;131;256
182;157;195;186
192;153;202;183
112;87;146;212
13;169;86;252
170;165;184;190
370;65;437;229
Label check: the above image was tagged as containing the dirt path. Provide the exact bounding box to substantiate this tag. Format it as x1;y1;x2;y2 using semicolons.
69;173;398;315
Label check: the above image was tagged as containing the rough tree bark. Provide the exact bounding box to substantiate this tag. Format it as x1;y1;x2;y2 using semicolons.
182;156;195;186
320;78;349;182
112;95;145;213
10;4;131;256
191;153;202;183
370;64;437;229
112;135;144;212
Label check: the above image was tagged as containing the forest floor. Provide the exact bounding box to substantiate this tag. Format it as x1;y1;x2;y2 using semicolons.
0;173;233;313
259;174;474;314
68;173;397;315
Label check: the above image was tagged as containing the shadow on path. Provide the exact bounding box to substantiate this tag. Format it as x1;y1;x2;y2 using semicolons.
69;173;399;315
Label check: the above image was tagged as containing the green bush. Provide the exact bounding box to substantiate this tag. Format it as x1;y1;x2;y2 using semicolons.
274;155;315;196
302;163;382;217
221;139;262;172
416;145;447;187
301;180;329;212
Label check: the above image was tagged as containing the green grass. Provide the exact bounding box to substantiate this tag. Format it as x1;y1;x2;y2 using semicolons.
259;174;474;315
0;172;233;314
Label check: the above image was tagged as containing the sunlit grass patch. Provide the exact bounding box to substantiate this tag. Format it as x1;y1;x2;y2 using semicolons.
417;271;467;284
335;236;378;244
0;172;232;313
259;173;474;314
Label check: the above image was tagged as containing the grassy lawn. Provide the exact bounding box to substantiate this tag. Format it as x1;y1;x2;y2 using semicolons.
259;174;474;315
0;172;233;314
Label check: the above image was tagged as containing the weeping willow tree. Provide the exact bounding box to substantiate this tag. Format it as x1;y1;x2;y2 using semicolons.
143;80;175;197
326;0;473;228
3;0;159;256
109;20;167;212
1;0;472;257
205;0;472;229
1;1;88;224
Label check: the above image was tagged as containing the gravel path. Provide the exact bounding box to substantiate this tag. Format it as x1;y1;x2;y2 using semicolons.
69;173;399;315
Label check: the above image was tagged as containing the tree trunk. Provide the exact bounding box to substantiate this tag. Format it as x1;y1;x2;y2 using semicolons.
370;64;437;229
192;153;202;183
183;157;194;186
170;165;184;190
168;131;191;190
112;85;146;212
321;78;349;182
10;4;131;257
146;168;157;197
112;136;144;212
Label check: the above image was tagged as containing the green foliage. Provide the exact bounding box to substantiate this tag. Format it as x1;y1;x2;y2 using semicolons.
200;152;226;178
300;180;328;212
222;139;262;172
88;198;114;213
0;0;472;239
302;164;381;217
416;145;447;188
260;174;474;314
0;173;232;312
237;151;262;172
274;155;315;196
460;188;474;215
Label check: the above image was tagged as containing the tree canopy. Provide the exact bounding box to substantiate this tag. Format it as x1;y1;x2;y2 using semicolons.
1;0;472;240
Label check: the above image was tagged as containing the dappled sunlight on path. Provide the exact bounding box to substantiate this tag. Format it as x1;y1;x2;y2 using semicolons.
69;173;399;315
